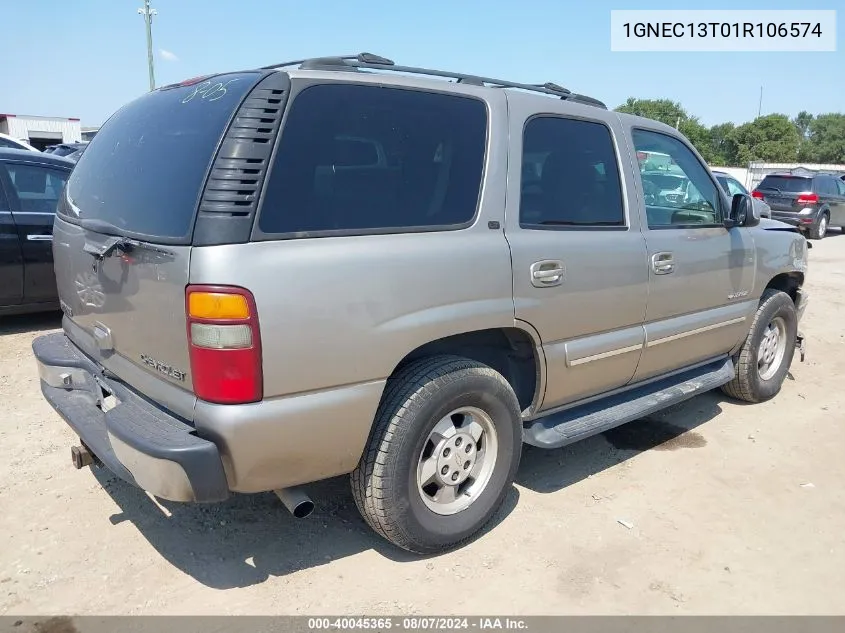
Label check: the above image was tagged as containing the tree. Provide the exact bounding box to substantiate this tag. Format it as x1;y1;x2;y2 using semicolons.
616;98;688;128
799;114;845;163
615;98;843;167
615;98;713;161
708;122;738;166
793;111;814;141
732;114;800;164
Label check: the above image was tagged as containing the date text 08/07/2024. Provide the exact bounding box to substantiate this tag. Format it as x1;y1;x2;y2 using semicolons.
307;617;529;630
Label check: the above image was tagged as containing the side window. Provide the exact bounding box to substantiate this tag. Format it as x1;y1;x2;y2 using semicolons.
836;179;845;196
632;129;722;228
0;138;20;149
3;164;69;214
818;178;836;196
520;116;625;227
258;84;487;235
726;178;747;197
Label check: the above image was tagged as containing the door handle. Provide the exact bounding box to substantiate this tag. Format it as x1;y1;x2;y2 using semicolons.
530;260;565;287
651;252;674;275
27;234;53;242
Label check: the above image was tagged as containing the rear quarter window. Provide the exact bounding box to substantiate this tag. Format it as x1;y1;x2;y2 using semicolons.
257;83;488;237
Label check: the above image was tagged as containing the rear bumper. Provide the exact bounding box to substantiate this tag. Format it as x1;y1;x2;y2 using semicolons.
770;210;817;227
33;332;229;502
34;331;385;498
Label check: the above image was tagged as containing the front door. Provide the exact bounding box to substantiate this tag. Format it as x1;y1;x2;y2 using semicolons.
505;99;649;411
0;162;70;304
627;127;756;382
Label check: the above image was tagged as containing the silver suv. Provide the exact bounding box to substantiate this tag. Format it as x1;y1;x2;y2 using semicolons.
33;54;810;554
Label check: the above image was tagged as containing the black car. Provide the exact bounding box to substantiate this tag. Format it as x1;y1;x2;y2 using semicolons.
753;171;845;239
0;148;74;315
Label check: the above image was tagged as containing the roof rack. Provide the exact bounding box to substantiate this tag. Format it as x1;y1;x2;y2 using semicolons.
260;52;607;109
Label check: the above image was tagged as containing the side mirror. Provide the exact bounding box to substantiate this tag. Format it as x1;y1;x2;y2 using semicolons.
727;193;759;228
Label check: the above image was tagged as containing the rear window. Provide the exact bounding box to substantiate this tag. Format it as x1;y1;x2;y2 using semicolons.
61;72;260;241
757;176;813;193
257;83;487;236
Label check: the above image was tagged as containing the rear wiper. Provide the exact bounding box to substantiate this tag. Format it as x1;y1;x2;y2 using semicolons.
79;218;174;270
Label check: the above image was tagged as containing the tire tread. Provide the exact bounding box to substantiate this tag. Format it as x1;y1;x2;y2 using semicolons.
351;355;515;553
721;288;795;403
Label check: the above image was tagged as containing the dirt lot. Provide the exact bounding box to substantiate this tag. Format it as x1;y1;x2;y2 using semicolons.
2;233;845;616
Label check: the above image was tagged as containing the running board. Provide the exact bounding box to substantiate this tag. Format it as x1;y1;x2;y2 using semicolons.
523;357;735;449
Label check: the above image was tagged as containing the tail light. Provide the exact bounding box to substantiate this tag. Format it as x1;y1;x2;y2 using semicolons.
751;190;764;200
796;193;819;205
185;285;262;404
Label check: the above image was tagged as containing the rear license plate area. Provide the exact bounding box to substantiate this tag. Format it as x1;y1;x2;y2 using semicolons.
93;376;120;413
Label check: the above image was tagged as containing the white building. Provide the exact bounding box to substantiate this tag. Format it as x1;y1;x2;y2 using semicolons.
81;126;100;142
0;113;82;150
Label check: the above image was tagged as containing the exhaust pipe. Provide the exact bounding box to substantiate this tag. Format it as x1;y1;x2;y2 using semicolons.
275;487;314;518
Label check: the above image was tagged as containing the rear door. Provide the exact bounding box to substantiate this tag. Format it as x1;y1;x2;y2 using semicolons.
0;161;70;304
52;71;266;419
504;98;649;410
0;173;23;307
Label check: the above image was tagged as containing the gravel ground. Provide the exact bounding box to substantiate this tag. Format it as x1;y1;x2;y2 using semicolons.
1;232;845;615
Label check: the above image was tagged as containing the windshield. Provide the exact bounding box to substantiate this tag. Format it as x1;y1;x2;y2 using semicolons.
757;176;813;193
60;72;261;242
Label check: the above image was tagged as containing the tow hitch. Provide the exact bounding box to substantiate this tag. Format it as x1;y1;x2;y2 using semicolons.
70;443;100;469
796;332;806;362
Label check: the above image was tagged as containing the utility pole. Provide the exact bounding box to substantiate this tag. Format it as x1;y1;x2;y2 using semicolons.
757;86;763;118
138;0;157;91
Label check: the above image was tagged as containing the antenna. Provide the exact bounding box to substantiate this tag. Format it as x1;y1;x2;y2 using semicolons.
138;0;158;91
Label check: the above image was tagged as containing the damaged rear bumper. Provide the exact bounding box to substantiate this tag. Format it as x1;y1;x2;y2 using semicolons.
32;332;229;503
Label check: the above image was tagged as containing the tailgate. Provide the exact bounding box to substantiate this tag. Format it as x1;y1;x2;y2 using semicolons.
53;217;196;415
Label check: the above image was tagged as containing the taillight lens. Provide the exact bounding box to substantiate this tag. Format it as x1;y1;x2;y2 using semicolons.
751;190;764;199
796;193;819;205
186;285;262;404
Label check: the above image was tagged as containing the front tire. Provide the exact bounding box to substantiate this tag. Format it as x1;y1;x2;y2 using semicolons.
351;356;522;554
721;289;798;403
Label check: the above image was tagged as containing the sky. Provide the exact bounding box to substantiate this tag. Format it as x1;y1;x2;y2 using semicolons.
1;0;842;127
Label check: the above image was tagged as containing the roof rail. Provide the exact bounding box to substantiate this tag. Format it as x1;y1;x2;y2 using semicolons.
261;52;607;109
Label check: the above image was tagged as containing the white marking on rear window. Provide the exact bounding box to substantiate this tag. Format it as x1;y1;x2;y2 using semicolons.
182;79;240;104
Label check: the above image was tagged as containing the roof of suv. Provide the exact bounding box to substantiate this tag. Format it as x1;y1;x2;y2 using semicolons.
0;147;76;168
249;52;610;109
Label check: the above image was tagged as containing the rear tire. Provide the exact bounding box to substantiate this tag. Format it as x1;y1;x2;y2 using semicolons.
808;212;828;240
721;289;797;403
351;355;522;554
